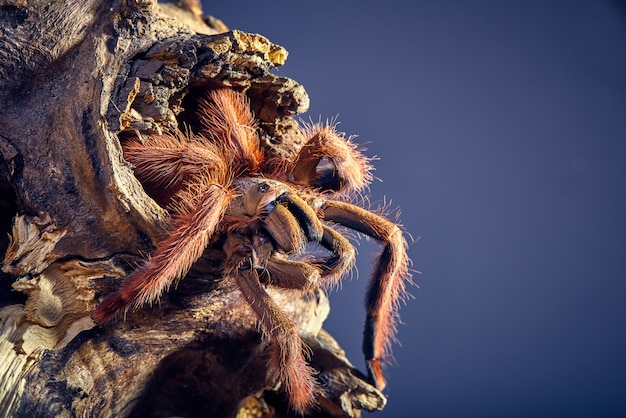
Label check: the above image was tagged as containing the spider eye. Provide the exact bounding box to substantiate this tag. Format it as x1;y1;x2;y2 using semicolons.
258;183;270;193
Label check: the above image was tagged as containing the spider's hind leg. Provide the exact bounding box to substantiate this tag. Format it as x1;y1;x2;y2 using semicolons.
290;123;373;194
195;88;263;173
122;131;229;207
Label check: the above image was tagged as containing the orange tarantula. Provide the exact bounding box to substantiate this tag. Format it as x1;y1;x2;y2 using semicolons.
92;89;412;413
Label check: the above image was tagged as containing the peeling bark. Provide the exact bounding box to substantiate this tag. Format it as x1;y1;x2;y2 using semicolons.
0;1;385;416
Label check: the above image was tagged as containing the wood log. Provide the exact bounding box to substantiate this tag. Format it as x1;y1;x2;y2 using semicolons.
0;0;386;417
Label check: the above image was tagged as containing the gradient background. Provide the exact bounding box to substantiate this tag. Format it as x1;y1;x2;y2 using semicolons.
202;1;626;417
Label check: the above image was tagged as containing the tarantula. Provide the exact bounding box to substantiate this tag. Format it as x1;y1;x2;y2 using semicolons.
92;89;412;413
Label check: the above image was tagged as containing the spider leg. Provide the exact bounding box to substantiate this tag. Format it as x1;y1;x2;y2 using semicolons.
265;253;321;290
291;123;373;194
223;233;317;414
123;131;230;205
92;182;232;324
196;89;262;173
227;225;321;290
314;224;356;287
320;200;412;391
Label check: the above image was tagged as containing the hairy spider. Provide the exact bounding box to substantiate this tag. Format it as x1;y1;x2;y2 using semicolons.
92;89;412;413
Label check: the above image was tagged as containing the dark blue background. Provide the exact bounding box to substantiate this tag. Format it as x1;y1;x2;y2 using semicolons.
201;1;626;417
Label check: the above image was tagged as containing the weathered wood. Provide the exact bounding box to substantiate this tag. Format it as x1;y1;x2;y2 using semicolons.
0;0;385;417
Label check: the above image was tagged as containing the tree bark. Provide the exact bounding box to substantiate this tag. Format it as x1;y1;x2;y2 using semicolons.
0;1;386;417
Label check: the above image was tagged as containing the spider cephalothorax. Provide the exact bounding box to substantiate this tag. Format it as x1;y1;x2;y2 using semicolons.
92;89;412;413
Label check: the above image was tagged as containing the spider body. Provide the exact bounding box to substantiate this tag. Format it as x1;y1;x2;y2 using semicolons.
92;89;412;413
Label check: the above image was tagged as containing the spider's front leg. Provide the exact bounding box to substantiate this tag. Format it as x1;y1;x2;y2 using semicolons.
320;200;412;391
93;125;235;324
222;232;318;414
92;179;233;324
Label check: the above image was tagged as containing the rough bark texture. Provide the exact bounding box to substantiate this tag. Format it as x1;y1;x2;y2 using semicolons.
0;0;386;417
